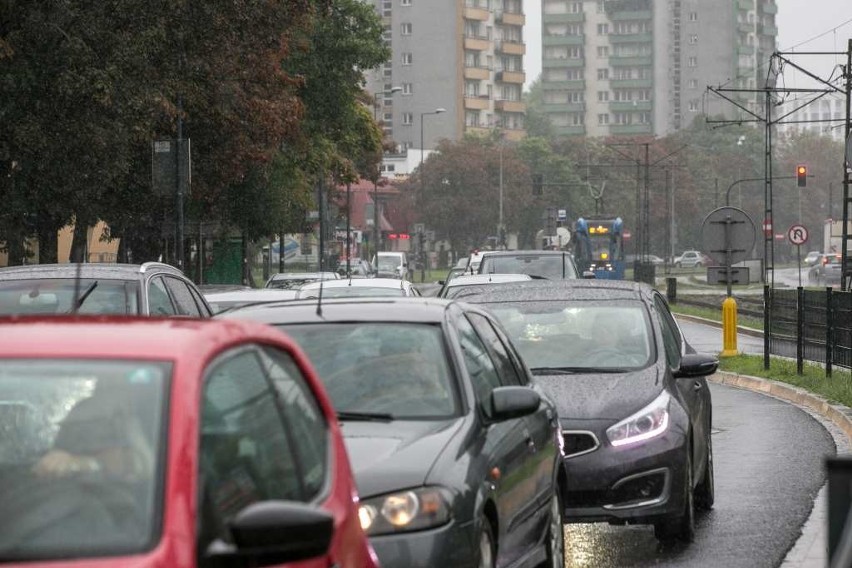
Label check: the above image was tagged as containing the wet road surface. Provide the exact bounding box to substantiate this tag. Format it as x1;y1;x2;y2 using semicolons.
677;319;764;356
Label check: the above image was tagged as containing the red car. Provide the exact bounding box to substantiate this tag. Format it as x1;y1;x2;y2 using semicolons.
0;317;378;568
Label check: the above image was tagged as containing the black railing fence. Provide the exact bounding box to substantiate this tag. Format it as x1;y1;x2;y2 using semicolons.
768;286;852;375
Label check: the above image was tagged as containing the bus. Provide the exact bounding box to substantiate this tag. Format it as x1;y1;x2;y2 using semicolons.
573;216;625;280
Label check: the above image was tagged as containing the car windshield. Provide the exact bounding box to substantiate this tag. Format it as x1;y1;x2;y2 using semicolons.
483;300;654;371
279;323;458;419
0;279;139;315
0;359;168;560
377;257;401;271
479;255;577;279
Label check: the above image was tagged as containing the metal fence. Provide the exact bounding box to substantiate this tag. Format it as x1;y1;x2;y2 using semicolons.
768;286;852;374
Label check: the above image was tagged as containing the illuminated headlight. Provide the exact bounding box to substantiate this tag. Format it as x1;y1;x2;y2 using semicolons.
358;487;451;536
556;421;566;456
606;391;670;447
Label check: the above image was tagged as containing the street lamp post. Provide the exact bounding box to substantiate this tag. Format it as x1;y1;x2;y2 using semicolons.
418;108;445;276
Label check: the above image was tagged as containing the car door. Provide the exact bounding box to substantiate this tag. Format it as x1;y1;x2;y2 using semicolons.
456;313;536;568
467;312;557;559
653;294;709;476
146;276;178;316
196;346;330;568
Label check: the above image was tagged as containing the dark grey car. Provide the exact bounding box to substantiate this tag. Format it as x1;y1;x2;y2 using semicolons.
223;297;568;568
460;280;718;543
0;262;212;317
477;250;579;280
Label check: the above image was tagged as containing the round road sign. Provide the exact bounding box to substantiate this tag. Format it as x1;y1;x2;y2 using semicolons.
701;207;757;266
787;224;809;246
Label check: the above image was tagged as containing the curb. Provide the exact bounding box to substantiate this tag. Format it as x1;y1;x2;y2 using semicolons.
673;312;764;338
711;371;852;443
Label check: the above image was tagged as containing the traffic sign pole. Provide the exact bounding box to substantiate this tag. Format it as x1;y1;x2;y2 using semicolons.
787;224;809;289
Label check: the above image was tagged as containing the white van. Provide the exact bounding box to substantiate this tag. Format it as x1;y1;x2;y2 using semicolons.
373;252;409;279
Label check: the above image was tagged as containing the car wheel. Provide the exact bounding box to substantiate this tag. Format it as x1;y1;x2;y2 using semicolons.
542;492;566;568
695;262;702;268
654;448;695;543
675;262;682;268
477;517;496;568
694;434;714;511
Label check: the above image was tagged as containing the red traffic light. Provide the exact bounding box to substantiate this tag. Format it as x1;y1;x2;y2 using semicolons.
796;164;807;187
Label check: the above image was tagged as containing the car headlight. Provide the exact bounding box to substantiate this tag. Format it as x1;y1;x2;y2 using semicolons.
358;487;452;536
606;391;670;447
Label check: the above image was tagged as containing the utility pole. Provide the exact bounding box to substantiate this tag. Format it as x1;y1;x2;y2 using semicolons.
842;38;852;291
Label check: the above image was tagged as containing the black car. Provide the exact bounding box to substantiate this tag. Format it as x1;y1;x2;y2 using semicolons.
461;280;717;542
0;262;212;317
476;250;579;280
223;297;568;568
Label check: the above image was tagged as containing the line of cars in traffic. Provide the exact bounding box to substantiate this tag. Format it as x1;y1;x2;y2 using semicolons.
0;255;718;567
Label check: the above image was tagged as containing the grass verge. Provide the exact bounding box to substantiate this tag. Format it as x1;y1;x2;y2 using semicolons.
719;354;852;408
669;302;764;331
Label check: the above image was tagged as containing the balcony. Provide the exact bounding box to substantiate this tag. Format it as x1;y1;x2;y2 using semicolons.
502;129;526;141
737;22;753;34
465;126;493;137
543;12;585;23
542;102;585;113
610;100;652;112
762;2;777;14
464;6;489;21
609;32;653;44
609;10;652;20
554;125;586;136
543;79;585;90
610;78;653;88
737;0;754;10
464;96;491;110
543;57;585;68
496;11;525;26
610;123;653;135
609;55;653;67
497;70;526;84
497;40;526;55
760;23;778;36
543;34;584;46
464;66;491;80
464;36;491;51
495;100;526;113
738;44;754;55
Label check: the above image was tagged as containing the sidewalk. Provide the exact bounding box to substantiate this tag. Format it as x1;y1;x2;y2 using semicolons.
712;371;852;567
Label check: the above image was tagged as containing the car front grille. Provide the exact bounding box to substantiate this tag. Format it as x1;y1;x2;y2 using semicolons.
562;431;600;458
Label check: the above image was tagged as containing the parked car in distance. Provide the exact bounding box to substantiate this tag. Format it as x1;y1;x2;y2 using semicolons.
0;262;212;317
673;251;710;269
223;297;568;568
0;317;377;567
803;251;822;266
477;250;579;280
808;253;843;286
337;258;374;278
625;254;665;266
438;273;533;299
265;271;340;290
461;280;718;543
372;252;409;279
295;277;420;298
203;288;298;314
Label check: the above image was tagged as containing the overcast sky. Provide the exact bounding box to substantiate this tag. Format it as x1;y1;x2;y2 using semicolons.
523;0;852;91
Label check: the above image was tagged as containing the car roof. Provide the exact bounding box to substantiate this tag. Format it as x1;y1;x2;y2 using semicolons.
446;273;533;286
222;297;453;324
0;262;184;280
453;279;651;303
478;250;574;258
0;316;290;362
299;278;410;290
204;289;298;301
269;272;338;280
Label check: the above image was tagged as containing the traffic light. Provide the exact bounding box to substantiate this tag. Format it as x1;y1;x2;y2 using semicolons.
796;164;807;187
532;174;544;196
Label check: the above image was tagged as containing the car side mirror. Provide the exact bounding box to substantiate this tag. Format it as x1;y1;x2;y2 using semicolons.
582;270;596;279
204;501;334;567
437;280;445;285
489;386;541;422
675;353;719;378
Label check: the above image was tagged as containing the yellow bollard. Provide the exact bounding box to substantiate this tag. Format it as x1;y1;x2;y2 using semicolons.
721;296;738;357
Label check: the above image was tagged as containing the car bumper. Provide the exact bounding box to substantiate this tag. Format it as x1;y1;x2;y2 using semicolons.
369;520;477;568
561;428;689;524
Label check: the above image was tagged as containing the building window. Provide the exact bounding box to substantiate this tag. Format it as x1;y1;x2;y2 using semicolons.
570;2;582;13
689;34;698;44
401;22;412;35
571;113;585;125
639;112;651;124
688;56;697;67
383;68;392;77
688;11;698;22
597;46;609;58
688;100;699;112
402;112;413;125
402;82;413;95
596;1;605;13
383;113;393;121
597;68;609;80
688;78;698;89
597;113;609;125
597;91;609;102
597;23;609;35
402;52;412;65
400;0;411;5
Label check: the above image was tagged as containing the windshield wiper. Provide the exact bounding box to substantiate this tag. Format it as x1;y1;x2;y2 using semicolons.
336;410;395;422
68;280;98;313
531;366;630;375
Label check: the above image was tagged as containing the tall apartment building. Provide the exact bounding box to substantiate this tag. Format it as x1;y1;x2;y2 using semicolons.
363;0;527;152
540;0;778;137
778;96;846;142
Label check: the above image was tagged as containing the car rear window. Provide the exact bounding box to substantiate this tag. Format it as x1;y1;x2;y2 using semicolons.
0;359;169;560
479;254;577;279
279;323;459;420
0;279;139;315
